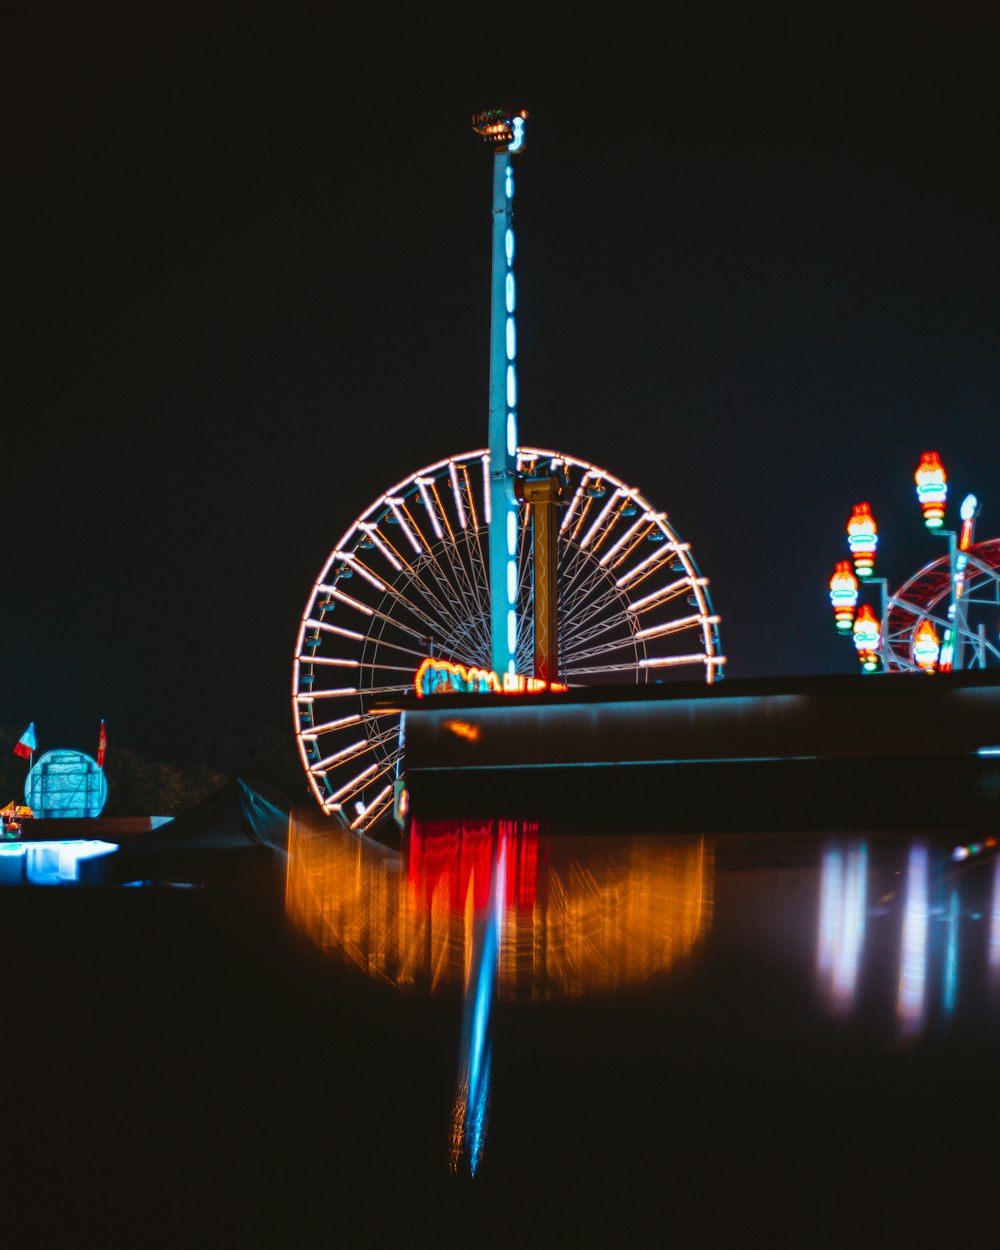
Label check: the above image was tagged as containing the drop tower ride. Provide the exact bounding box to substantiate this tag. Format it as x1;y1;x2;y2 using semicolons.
472;106;528;678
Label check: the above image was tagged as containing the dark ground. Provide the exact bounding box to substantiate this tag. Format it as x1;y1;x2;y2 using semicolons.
3;836;997;1248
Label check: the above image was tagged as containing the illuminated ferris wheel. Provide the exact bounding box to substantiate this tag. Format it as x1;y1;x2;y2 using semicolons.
293;446;724;829
830;451;1000;674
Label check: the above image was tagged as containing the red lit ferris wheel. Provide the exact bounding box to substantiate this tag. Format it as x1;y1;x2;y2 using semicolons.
829;452;1000;674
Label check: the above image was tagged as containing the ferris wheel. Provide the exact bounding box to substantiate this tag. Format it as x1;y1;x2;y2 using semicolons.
293;446;724;829
882;538;1000;672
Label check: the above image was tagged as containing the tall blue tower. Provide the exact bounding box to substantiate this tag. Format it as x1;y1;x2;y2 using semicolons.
472;106;527;677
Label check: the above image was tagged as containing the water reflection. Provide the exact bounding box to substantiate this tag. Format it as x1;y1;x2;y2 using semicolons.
288;818;1000;1173
449;827;505;1176
286;817;712;998
991;853;1000;979
816;843;867;1013
287;816;712;1175
814;836;1000;1040
896;843;929;1037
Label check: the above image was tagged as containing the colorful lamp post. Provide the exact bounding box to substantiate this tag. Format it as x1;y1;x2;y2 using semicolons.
852;603;881;673
914;452;947;530
847;502;878;580
831;452;990;675
912;619;940;673
829;560;859;633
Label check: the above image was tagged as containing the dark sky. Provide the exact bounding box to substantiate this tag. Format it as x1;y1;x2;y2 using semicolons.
4;6;1000;758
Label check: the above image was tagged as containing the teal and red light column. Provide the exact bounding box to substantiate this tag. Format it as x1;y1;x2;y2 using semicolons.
473;106;528;676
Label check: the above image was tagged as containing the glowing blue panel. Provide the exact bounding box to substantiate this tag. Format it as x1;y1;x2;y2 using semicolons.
505;165;513;198
506;273;515;313
505;229;514;264
506;317;516;361
0;843;26;886
507;559;517;604
507;610;516;652
506;411;517;456
25;749;108;818
509;116;525;152
506;365;517;408
2;840;119;886
507;511;517;556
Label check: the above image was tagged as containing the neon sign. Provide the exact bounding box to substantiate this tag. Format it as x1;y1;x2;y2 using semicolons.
414;658;567;698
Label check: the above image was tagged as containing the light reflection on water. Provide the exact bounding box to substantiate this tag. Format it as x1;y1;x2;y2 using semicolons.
286;817;712;998
286;817;1000;1174
814;835;1000;1040
287;815;712;1175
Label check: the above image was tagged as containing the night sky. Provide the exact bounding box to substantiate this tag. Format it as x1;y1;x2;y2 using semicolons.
5;7;1000;760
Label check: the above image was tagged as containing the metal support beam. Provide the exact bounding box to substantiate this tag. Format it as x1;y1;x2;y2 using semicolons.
522;471;563;682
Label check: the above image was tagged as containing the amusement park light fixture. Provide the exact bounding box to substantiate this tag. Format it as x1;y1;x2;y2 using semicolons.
829;560;859;633
852;603;881;673
829;451;996;676
912;619;941;673
846;502;878;580
914;451;947;529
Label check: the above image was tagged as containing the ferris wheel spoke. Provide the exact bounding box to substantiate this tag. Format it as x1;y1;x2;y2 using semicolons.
458;461;482;532
560;569;636;636
558;557;627;622
559;473;592;537
362;520;481;635
614;542;688;592
347;634;435;665
437;532;492;632
560;611;637;655
561;661;649;676
303;683;413;700
634;613;717;643
639;653;721;671
598;514;649;568
563;632;642;665
311;658;427;678
413;485;488;620
962;554;1000;582
316;586;437;645
626;576;703;616
309;737;381;775
578;490;627;554
567;494;597;545
557;540;608;609
559;578;636;639
323;759;396;810
300;709;399;740
403;501;492;629
376;569;473;640
349;784;395;831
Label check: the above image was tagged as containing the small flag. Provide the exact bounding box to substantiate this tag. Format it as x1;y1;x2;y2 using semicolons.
13;723;37;760
97;720;107;768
